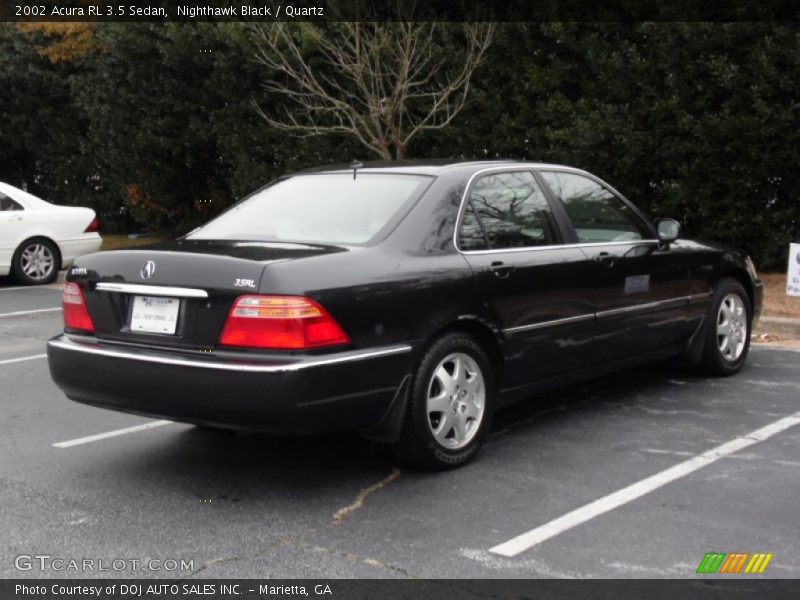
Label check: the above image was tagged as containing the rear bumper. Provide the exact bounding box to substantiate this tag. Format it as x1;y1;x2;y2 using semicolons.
47;335;413;434
59;235;102;267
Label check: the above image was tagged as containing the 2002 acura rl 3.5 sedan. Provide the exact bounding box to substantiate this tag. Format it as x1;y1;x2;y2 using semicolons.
47;161;763;469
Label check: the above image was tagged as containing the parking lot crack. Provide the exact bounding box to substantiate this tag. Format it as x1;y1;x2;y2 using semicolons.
301;542;416;578
187;528;321;578
330;467;401;526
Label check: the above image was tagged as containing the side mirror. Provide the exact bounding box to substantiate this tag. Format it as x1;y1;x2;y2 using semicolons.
656;218;680;244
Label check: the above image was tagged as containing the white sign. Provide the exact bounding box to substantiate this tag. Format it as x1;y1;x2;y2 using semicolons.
788;243;800;297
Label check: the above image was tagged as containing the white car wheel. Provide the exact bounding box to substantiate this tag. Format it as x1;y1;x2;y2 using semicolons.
13;239;60;285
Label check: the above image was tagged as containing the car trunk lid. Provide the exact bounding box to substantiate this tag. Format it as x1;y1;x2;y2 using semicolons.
70;240;346;351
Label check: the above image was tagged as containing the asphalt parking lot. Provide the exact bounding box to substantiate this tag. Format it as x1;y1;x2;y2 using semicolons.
1;278;799;579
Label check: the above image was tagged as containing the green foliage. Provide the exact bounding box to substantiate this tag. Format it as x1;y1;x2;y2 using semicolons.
75;23;277;233
0;25;92;207
1;22;798;267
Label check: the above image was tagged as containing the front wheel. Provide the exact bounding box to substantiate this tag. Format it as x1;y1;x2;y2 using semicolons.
391;333;496;470
700;278;752;376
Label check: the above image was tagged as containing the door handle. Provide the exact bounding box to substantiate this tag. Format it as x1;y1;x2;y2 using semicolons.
595;252;617;268
484;261;516;279
5;215;23;222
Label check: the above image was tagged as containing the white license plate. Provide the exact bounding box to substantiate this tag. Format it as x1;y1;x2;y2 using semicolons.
130;296;180;334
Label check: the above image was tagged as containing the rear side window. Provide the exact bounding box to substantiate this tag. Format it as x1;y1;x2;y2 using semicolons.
540;171;651;243
460;171;561;250
0;192;23;211
189;174;430;245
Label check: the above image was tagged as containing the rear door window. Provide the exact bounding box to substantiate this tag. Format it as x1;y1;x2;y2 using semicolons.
0;192;23;211
460;171;561;250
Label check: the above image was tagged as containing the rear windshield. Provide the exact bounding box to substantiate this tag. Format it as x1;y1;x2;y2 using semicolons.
188;173;430;245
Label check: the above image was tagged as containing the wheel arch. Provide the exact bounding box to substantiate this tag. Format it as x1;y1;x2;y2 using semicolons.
362;316;504;446
426;316;506;385
718;267;753;309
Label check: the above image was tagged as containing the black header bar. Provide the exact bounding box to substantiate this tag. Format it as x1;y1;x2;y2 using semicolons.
2;0;800;22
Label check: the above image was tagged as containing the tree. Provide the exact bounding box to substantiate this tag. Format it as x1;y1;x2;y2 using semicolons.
15;23;97;63
250;20;493;159
0;24;94;206
74;23;276;234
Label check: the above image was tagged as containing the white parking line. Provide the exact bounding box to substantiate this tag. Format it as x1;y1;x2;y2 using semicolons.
53;420;173;448
0;354;47;366
489;410;800;557
0;307;61;318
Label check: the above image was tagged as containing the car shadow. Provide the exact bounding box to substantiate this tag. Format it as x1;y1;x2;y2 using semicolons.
0;273;65;289
97;359;705;496
491;358;704;437
100;424;391;505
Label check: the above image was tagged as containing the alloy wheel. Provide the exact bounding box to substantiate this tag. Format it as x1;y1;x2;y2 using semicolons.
717;292;747;362
20;243;55;282
426;352;485;450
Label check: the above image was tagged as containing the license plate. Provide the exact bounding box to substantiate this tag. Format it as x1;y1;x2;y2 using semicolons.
130;296;180;334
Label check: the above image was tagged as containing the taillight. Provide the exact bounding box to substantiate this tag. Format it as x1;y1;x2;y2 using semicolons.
84;217;99;233
219;295;349;350
62;282;95;333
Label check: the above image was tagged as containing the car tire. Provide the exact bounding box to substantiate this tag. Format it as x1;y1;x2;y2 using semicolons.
12;238;60;285
700;278;752;376
391;332;496;470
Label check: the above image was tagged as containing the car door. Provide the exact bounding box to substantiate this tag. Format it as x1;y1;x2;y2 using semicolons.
0;191;27;274
457;168;597;389
539;169;691;363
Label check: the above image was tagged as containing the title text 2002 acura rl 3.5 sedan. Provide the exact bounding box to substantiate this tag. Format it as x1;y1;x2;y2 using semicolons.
47;161;763;469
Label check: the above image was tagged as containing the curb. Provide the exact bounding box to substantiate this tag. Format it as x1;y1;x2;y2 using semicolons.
754;315;800;339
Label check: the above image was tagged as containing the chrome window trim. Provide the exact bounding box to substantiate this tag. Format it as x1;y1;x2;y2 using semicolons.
459;239;660;256
95;282;209;299
452;164;659;255
47;336;411;373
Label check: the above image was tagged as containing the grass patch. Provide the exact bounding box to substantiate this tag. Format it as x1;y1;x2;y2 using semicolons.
761;272;800;318
101;234;164;251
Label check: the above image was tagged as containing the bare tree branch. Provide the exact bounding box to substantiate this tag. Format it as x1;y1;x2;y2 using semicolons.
249;13;494;160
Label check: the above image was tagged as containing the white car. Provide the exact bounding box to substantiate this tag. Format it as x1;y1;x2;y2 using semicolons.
0;182;102;285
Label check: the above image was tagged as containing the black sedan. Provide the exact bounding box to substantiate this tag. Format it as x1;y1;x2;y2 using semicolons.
47;161;763;469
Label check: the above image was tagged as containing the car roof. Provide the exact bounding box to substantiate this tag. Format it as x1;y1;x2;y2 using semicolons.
294;160;574;176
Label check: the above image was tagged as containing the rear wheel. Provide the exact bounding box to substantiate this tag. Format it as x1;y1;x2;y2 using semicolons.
700;278;752;376
12;238;60;285
391;332;496;470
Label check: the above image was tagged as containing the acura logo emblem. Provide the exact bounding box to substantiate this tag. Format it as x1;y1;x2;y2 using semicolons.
141;261;156;280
